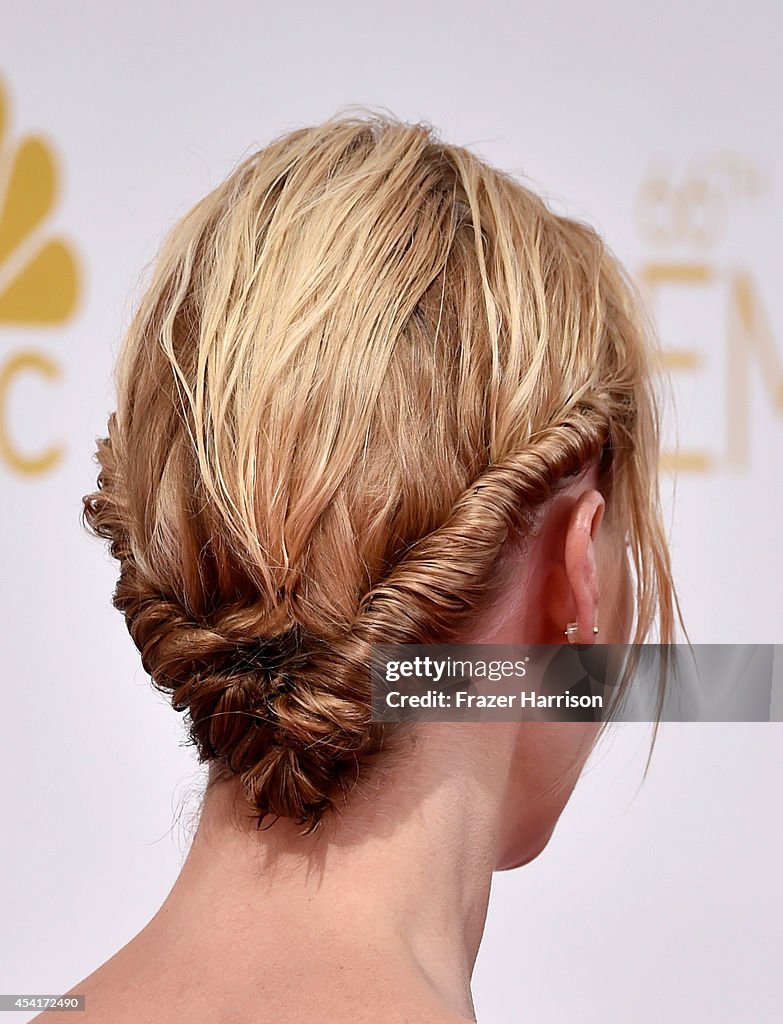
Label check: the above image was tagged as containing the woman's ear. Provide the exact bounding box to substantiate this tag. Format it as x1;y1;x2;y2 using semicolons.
563;489;605;643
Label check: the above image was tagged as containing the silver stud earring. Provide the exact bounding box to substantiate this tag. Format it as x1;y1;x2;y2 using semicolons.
564;622;600;643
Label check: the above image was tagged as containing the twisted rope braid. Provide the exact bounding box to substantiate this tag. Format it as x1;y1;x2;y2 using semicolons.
85;405;610;831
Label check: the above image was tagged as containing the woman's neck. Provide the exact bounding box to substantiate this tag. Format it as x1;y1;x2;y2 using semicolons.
112;725;516;1024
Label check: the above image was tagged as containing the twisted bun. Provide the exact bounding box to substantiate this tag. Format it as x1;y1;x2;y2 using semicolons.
83;112;676;830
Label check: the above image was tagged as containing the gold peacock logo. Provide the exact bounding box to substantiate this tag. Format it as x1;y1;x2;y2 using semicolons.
0;75;80;475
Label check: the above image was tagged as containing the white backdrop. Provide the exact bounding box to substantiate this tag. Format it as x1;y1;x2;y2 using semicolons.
1;2;781;1021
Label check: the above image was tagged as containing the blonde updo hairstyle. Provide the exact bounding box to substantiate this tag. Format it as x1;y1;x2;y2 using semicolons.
83;112;678;832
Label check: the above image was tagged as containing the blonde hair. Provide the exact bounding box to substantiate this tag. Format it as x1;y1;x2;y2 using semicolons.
83;111;680;831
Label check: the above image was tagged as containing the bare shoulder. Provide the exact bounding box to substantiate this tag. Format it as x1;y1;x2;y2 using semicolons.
30;996;474;1024
27;968;476;1024
26;923;477;1024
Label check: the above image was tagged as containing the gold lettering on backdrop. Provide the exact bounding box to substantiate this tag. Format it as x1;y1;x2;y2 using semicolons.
636;156;780;472
0;350;63;474
726;271;783;467
639;262;714;473
0;76;80;476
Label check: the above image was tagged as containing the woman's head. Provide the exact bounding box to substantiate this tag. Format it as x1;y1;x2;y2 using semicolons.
83;111;677;837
